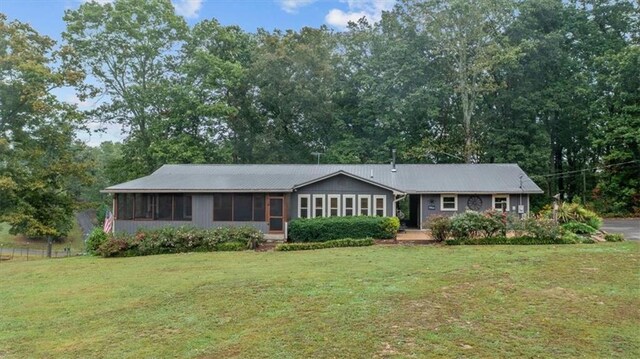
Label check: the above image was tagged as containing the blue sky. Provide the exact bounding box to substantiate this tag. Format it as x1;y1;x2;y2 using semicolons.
1;0;396;145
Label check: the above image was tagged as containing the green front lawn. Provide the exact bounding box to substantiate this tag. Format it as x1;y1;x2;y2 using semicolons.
1;243;638;358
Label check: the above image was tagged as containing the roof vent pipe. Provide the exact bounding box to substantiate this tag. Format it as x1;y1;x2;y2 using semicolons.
370;169;374;178
391;149;397;173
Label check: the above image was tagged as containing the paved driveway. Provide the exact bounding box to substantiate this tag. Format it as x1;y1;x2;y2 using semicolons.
601;218;640;241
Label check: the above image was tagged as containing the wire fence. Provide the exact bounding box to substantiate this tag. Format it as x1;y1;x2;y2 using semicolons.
0;246;81;262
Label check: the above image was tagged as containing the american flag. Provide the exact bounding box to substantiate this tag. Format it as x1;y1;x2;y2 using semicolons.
103;210;113;233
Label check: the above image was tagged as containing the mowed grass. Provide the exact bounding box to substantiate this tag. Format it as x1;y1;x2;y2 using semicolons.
0;243;638;358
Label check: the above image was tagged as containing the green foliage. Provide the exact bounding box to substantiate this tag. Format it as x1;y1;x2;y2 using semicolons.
604;233;625;242
540;203;603;229
522;217;562;241
86;228;108;254
561;221;597;235
275;238;374;251
449;211;507;239
0;14;89;239
96;226;264;257
446;235;580;246
427;215;451;242
288;216;399;242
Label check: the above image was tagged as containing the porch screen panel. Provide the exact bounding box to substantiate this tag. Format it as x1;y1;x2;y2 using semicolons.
134;194;154;219
156;194;173;220
174;194;192;221
234;194;253;221
253;194;265;221
117;194;134;220
214;194;233;221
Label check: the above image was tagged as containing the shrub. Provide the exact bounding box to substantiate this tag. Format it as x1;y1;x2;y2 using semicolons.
288;216;399;242
96;226;264;257
86;227;108;254
540;202;602;229
449;211;507;239
445;235;579;246
97;233;134;257
604;233;625;242
561;221;597;235
275;238;374;251
427;215;451;242
522;217;562;241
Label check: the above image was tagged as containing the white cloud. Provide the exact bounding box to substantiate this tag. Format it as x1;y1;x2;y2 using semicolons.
173;0;203;19
79;0;203;19
279;0;317;14
325;0;396;29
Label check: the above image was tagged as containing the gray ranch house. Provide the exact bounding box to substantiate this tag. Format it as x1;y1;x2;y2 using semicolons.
103;163;543;237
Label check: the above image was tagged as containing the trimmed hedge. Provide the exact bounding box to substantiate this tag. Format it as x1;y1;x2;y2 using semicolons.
445;235;584;246
288;216;399;242
96;226;264;257
275;238;374;251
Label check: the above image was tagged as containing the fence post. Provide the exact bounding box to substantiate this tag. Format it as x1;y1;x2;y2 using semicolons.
26;246;29;261
12;248;15;259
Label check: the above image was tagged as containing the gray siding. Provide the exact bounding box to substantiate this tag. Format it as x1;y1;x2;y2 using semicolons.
114;194;268;234
422;193;530;227
290;174;395;219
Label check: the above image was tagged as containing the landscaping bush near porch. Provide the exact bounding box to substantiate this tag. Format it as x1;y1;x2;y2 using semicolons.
287;216;399;242
96;226;264;257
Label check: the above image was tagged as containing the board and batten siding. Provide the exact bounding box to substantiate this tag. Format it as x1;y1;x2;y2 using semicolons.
290;174;395;219
421;193;530;227
114;194;269;234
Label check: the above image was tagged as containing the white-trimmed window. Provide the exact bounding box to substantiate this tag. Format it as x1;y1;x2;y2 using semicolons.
312;194;325;218
441;194;458;211
298;194;310;218
373;195;386;217
358;195;371;216
493;194;510;212
328;195;341;217
343;195;355;216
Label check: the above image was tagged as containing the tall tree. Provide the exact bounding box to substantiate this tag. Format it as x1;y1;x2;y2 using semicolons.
0;14;89;242
62;0;189;177
398;0;518;162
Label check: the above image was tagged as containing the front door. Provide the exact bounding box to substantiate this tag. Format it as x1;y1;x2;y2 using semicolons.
268;196;284;232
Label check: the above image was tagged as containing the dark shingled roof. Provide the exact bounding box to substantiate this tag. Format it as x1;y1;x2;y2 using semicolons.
103;164;543;194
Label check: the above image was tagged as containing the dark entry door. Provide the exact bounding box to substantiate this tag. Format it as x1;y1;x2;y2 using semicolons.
268;197;284;232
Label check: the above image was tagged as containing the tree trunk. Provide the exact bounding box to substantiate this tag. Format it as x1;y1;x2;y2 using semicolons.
46;236;52;258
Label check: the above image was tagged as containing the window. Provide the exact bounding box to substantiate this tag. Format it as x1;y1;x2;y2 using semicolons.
214;194;233;221
253;194;265;221
328;195;340;217
441;194;457;211
214;193;268;222
358;195;370;216
173;194;192;221
312;195;325;218
373;195;386;217
234;194;253;221
116;194;134;220
156;194;173;220
343;195;355;216
493;195;510;212
298;194;310;218
133;194;154;219
116;193;191;221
